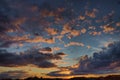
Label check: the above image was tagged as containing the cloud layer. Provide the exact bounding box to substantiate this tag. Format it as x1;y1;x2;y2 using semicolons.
48;41;120;76
0;48;66;68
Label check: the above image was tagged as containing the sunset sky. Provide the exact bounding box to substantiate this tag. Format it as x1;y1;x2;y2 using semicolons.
0;0;120;79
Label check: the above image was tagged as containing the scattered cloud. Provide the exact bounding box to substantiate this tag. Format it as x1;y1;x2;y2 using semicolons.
89;31;101;36
87;45;91;49
85;8;98;18
52;47;61;52
26;36;55;44
61;23;71;35
116;22;120;27
0;48;66;68
103;26;115;33
70;30;80;37
72;41;120;74
78;16;85;20
45;27;58;36
0;0;120;78
48;41;120;76
65;42;84;47
81;28;87;34
0;70;29;79
39;47;52;53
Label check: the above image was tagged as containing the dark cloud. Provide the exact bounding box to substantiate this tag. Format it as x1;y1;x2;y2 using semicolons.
0;49;26;67
0;41;18;48
37;61;57;68
40;47;52;52
47;70;69;77
48;41;120;76
72;41;120;74
0;48;66;68
0;0;10;34
56;52;66;56
0;70;29;79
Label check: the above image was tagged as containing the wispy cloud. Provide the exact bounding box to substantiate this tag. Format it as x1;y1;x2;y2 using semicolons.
65;42;84;47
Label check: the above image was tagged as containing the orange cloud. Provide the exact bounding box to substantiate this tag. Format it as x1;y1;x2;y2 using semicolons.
103;26;115;33
11;34;30;41
52;47;61;51
60;23;81;39
89;31;101;36
30;6;38;12
45;27;58;36
61;23;71;35
65;42;84;47
70;30;80;37
57;8;65;12
26;36;55;44
78;16;85;20
55;35;64;41
85;8;98;18
40;10;55;17
81;28;87;34
40;7;64;18
12;17;26;32
116;22;120;27
87;45;91;49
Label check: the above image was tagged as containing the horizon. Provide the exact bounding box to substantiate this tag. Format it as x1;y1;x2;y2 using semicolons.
1;74;120;79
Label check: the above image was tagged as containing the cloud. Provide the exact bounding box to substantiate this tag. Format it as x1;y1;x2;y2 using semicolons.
11;17;26;32
72;41;120;75
47;70;70;77
60;23;81;39
0;0;28;35
0;0;11;35
89;26;96;30
102;11;114;23
48;41;120;76
87;45;91;49
89;31;101;36
55;35;64;41
0;70;29;79
39;47;53;54
102;25;115;33
81;28;87;34
26;36;55;44
0;41;17;48
0;48;66;68
61;23;71;35
70;30;80;37
52;47;61;51
0;35;55;48
45;27;58;36
36;61;57;68
78;16;85;20
65;42;84;47
116;22;120;27
85;8;98;18
40;47;52;52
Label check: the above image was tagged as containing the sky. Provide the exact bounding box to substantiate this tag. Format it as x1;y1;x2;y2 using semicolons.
0;0;120;79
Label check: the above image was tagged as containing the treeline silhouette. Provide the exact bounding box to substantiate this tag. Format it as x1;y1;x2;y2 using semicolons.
1;75;120;80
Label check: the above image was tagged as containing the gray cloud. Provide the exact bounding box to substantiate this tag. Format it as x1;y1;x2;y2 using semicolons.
71;41;120;74
0;70;29;79
48;41;120;76
40;47;52;52
0;48;66;68
0;0;10;34
47;70;69;77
